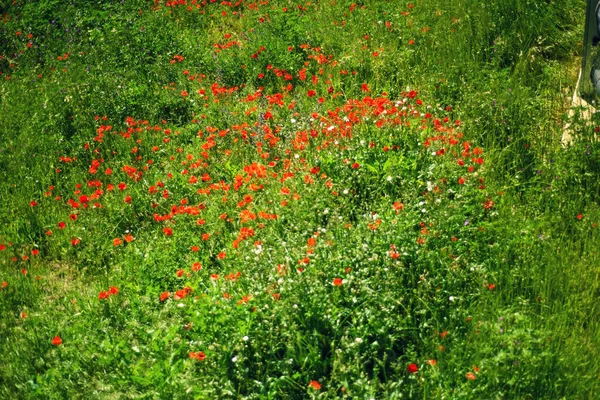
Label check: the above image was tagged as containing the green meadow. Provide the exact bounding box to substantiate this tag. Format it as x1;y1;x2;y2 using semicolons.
1;0;599;398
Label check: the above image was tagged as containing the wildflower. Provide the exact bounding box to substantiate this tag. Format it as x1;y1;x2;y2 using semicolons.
308;380;321;390
160;291;170;302
52;336;62;346
407;363;419;373
465;372;476;380
113;238;123;246
163;227;173;236
189;351;206;361
108;286;119;295
483;198;494;210
333;278;343;286
98;291;109;300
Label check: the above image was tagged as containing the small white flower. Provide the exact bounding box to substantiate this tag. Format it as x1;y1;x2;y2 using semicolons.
242;336;249;341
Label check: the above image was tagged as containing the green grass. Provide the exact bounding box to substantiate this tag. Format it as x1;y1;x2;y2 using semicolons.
1;0;599;398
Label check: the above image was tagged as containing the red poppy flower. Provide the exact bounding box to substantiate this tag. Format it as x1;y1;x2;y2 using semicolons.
407;363;419;373
308;380;321;390
163;227;173;236
108;286;119;295
52;336;62;346
98;291;109;300
160;291;170;301
333;278;343;286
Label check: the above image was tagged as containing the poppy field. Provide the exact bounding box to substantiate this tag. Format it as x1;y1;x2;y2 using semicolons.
1;0;599;398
